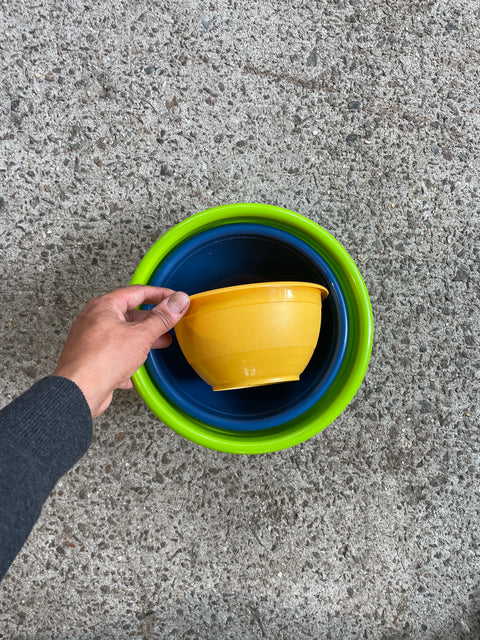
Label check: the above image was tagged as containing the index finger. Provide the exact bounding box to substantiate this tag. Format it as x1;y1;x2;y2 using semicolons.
103;284;177;314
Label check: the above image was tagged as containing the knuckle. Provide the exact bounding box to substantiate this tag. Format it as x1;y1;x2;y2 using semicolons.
149;306;174;332
82;299;96;314
84;296;102;312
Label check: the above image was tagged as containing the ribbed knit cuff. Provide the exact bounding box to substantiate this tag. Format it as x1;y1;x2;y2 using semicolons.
0;376;93;494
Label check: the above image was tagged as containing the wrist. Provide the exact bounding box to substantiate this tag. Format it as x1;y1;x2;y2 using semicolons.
52;366;101;418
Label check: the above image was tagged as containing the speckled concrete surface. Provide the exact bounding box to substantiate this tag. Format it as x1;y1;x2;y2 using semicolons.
1;1;479;639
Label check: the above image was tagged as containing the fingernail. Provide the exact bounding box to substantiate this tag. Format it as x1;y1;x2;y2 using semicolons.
166;291;190;313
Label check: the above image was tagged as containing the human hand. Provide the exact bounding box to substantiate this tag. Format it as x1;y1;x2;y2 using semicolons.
53;285;190;418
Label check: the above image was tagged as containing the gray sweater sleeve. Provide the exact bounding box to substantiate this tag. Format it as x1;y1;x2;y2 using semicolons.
0;376;93;580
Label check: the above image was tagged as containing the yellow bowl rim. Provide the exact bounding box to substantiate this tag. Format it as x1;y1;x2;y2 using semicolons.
186;280;329;302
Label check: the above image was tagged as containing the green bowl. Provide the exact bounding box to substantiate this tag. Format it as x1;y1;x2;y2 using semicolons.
130;203;373;454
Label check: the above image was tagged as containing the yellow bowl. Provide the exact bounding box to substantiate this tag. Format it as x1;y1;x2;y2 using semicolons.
174;281;329;391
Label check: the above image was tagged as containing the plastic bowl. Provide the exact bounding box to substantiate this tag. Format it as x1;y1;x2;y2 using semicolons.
144;222;349;431
130;203;373;454
175;281;329;391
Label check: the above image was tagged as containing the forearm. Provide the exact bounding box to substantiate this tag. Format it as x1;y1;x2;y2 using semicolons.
0;376;92;580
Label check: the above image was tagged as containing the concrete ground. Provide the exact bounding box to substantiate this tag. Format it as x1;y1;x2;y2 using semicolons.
1;0;479;638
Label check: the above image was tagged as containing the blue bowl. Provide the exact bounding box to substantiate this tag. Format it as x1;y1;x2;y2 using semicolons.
144;223;349;431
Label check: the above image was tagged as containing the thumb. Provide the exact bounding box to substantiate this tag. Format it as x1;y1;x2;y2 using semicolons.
142;291;190;339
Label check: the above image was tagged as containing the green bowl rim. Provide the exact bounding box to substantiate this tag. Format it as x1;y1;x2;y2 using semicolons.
130;203;373;454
